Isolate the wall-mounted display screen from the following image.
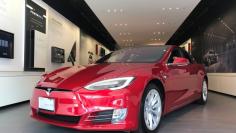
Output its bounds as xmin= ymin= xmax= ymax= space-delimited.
xmin=51 ymin=46 xmax=65 ymax=63
xmin=0 ymin=29 xmax=14 ymax=59
xmin=191 ymin=4 xmax=236 ymax=73
xmin=26 ymin=0 xmax=46 ymax=33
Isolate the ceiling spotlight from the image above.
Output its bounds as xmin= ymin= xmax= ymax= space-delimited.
xmin=169 ymin=8 xmax=172 ymax=10
xmin=162 ymin=22 xmax=165 ymax=24
xmin=158 ymin=32 xmax=161 ymax=34
xmin=153 ymin=32 xmax=156 ymax=35
xmin=156 ymin=22 xmax=160 ymax=25
xmin=124 ymin=24 xmax=128 ymax=26
xmin=162 ymin=8 xmax=166 ymax=10
xmin=107 ymin=9 xmax=111 ymax=13
xmin=159 ymin=39 xmax=161 ymax=41
xmin=176 ymin=7 xmax=180 ymax=10
xmin=119 ymin=33 xmax=122 ymax=35
xmin=120 ymin=9 xmax=123 ymax=12
xmin=113 ymin=9 xmax=117 ymax=13
xmin=154 ymin=39 xmax=157 ymax=41
xmin=115 ymin=24 xmax=118 ymax=26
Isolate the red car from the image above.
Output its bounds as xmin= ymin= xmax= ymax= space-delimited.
xmin=30 ymin=45 xmax=208 ymax=133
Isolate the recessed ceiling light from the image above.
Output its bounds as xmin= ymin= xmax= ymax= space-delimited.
xmin=120 ymin=9 xmax=123 ymax=12
xmin=154 ymin=39 xmax=157 ymax=41
xmin=162 ymin=22 xmax=165 ymax=24
xmin=115 ymin=24 xmax=118 ymax=26
xmin=124 ymin=24 xmax=128 ymax=26
xmin=153 ymin=32 xmax=156 ymax=35
xmin=113 ymin=9 xmax=117 ymax=13
xmin=158 ymin=32 xmax=161 ymax=34
xmin=107 ymin=9 xmax=111 ymax=13
xmin=119 ymin=33 xmax=122 ymax=35
xmin=169 ymin=8 xmax=172 ymax=10
xmin=162 ymin=8 xmax=165 ymax=10
xmin=159 ymin=39 xmax=161 ymax=41
xmin=176 ymin=7 xmax=180 ymax=10
xmin=156 ymin=22 xmax=160 ymax=25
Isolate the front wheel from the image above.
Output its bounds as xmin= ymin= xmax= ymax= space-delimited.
xmin=198 ymin=79 xmax=208 ymax=105
xmin=132 ymin=83 xmax=163 ymax=133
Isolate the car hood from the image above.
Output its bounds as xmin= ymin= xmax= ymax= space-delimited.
xmin=37 ymin=63 xmax=153 ymax=91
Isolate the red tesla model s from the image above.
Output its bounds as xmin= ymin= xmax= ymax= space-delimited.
xmin=30 ymin=45 xmax=208 ymax=133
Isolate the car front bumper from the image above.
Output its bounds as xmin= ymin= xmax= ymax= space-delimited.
xmin=30 ymin=87 xmax=139 ymax=131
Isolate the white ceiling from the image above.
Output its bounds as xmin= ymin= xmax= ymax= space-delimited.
xmin=85 ymin=0 xmax=200 ymax=48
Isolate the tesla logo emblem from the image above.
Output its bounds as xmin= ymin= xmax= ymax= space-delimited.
xmin=46 ymin=88 xmax=52 ymax=96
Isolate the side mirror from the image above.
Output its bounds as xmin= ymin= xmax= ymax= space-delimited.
xmin=168 ymin=57 xmax=190 ymax=66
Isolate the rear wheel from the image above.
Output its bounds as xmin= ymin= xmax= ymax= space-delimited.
xmin=131 ymin=83 xmax=163 ymax=133
xmin=198 ymin=79 xmax=208 ymax=105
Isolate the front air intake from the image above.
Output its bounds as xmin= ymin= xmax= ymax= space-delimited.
xmin=38 ymin=111 xmax=80 ymax=124
xmin=87 ymin=110 xmax=113 ymax=123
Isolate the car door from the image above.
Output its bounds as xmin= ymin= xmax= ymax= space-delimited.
xmin=180 ymin=49 xmax=200 ymax=98
xmin=163 ymin=48 xmax=191 ymax=112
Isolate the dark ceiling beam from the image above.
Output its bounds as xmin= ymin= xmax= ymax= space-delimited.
xmin=42 ymin=0 xmax=117 ymax=50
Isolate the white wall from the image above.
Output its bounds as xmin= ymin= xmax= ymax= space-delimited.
xmin=80 ymin=33 xmax=110 ymax=65
xmin=0 ymin=72 xmax=41 ymax=107
xmin=33 ymin=0 xmax=81 ymax=72
xmin=0 ymin=0 xmax=42 ymax=107
xmin=208 ymin=73 xmax=236 ymax=96
xmin=0 ymin=0 xmax=25 ymax=71
xmin=180 ymin=38 xmax=191 ymax=52
xmin=0 ymin=0 xmax=110 ymax=107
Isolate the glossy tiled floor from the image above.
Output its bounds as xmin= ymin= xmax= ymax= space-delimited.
xmin=0 ymin=92 xmax=236 ymax=133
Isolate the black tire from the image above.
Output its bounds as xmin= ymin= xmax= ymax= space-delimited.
xmin=131 ymin=83 xmax=163 ymax=133
xmin=197 ymin=79 xmax=208 ymax=105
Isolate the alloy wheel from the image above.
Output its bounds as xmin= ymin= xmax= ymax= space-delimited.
xmin=202 ymin=80 xmax=208 ymax=102
xmin=144 ymin=89 xmax=162 ymax=131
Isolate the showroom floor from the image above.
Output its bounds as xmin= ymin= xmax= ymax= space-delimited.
xmin=0 ymin=92 xmax=236 ymax=133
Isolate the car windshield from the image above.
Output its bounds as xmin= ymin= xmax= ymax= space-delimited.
xmin=96 ymin=46 xmax=169 ymax=63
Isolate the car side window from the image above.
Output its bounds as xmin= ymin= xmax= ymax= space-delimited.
xmin=168 ymin=48 xmax=182 ymax=63
xmin=180 ymin=48 xmax=193 ymax=63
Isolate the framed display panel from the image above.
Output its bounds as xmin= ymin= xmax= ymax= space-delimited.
xmin=24 ymin=0 xmax=46 ymax=71
xmin=0 ymin=30 xmax=14 ymax=59
xmin=100 ymin=47 xmax=106 ymax=57
xmin=51 ymin=46 xmax=65 ymax=63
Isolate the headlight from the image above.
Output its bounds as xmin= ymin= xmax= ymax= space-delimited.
xmin=84 ymin=77 xmax=135 ymax=90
